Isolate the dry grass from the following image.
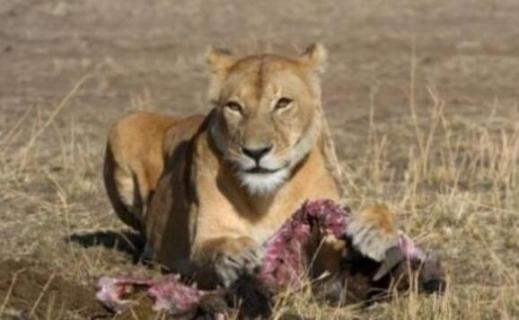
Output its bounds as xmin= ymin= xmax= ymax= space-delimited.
xmin=263 ymin=63 xmax=519 ymax=318
xmin=1 ymin=65 xmax=518 ymax=320
xmin=1 ymin=1 xmax=519 ymax=319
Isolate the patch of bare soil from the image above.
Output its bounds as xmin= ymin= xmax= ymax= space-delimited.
xmin=0 ymin=259 xmax=109 ymax=320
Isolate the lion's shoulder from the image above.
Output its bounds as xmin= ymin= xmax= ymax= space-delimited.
xmin=163 ymin=114 xmax=206 ymax=159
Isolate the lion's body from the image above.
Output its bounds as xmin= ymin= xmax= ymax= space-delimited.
xmin=104 ymin=112 xmax=204 ymax=232
xmin=104 ymin=45 xmax=398 ymax=288
xmin=105 ymin=109 xmax=339 ymax=283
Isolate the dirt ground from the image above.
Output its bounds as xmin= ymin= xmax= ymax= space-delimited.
xmin=1 ymin=0 xmax=518 ymax=319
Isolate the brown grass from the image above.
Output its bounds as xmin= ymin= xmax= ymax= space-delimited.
xmin=264 ymin=58 xmax=519 ymax=318
xmin=1 ymin=60 xmax=518 ymax=320
xmin=1 ymin=0 xmax=519 ymax=319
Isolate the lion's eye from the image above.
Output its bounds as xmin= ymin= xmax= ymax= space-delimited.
xmin=225 ymin=101 xmax=243 ymax=114
xmin=274 ymin=97 xmax=293 ymax=111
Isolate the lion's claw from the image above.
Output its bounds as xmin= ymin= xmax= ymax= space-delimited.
xmin=215 ymin=246 xmax=264 ymax=287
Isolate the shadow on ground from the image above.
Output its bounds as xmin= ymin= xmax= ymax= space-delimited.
xmin=67 ymin=230 xmax=145 ymax=262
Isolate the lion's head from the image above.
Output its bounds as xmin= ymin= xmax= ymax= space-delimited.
xmin=207 ymin=44 xmax=327 ymax=195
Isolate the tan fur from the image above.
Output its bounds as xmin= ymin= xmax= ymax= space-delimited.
xmin=347 ymin=204 xmax=399 ymax=261
xmin=104 ymin=45 xmax=397 ymax=287
xmin=308 ymin=205 xmax=400 ymax=278
xmin=104 ymin=112 xmax=204 ymax=231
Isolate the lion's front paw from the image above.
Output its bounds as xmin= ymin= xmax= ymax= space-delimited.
xmin=214 ymin=238 xmax=263 ymax=287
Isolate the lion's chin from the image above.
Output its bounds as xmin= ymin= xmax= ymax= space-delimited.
xmin=238 ymin=168 xmax=290 ymax=195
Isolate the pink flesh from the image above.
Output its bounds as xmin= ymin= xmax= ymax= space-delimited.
xmin=96 ymin=276 xmax=155 ymax=313
xmin=96 ymin=199 xmax=424 ymax=314
xmin=260 ymin=200 xmax=348 ymax=289
xmin=96 ymin=275 xmax=207 ymax=314
xmin=398 ymin=232 xmax=426 ymax=260
xmin=148 ymin=275 xmax=207 ymax=312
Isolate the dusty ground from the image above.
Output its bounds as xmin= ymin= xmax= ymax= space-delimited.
xmin=1 ymin=0 xmax=518 ymax=319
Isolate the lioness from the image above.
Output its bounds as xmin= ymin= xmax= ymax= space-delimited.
xmin=104 ymin=44 xmax=396 ymax=287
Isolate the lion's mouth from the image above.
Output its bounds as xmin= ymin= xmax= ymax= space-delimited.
xmin=244 ymin=166 xmax=280 ymax=174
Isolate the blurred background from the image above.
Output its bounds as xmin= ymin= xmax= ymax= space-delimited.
xmin=1 ymin=0 xmax=518 ymax=319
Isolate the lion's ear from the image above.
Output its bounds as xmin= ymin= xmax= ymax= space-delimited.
xmin=206 ymin=47 xmax=237 ymax=101
xmin=299 ymin=43 xmax=327 ymax=74
xmin=206 ymin=47 xmax=237 ymax=76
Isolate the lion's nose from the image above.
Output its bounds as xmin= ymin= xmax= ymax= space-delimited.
xmin=242 ymin=145 xmax=273 ymax=162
